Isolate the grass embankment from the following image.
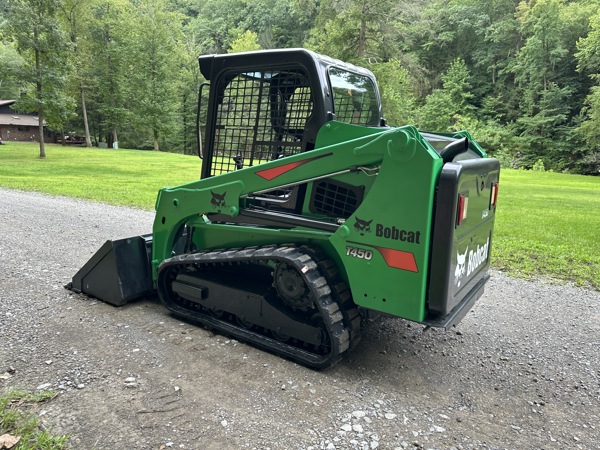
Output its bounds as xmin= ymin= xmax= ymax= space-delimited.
xmin=1 ymin=142 xmax=599 ymax=289
xmin=0 ymin=390 xmax=68 ymax=450
xmin=493 ymin=170 xmax=600 ymax=289
xmin=0 ymin=142 xmax=201 ymax=208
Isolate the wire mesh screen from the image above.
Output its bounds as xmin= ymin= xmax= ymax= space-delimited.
xmin=209 ymin=69 xmax=313 ymax=176
xmin=332 ymin=91 xmax=375 ymax=125
xmin=310 ymin=179 xmax=364 ymax=219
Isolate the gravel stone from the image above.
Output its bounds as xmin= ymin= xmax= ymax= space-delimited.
xmin=1 ymin=189 xmax=599 ymax=450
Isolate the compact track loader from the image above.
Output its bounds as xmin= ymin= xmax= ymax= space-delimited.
xmin=68 ymin=49 xmax=500 ymax=369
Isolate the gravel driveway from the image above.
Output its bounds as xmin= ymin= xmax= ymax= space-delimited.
xmin=1 ymin=188 xmax=598 ymax=450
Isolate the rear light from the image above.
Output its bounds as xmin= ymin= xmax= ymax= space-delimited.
xmin=490 ymin=182 xmax=499 ymax=208
xmin=457 ymin=193 xmax=468 ymax=226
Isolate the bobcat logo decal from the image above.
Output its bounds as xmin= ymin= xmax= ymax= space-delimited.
xmin=354 ymin=217 xmax=373 ymax=236
xmin=454 ymin=247 xmax=468 ymax=287
xmin=210 ymin=190 xmax=227 ymax=211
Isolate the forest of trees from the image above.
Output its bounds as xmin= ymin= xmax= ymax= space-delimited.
xmin=1 ymin=0 xmax=600 ymax=174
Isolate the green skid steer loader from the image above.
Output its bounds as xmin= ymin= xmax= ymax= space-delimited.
xmin=67 ymin=49 xmax=500 ymax=369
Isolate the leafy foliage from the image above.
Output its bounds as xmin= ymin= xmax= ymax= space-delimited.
xmin=3 ymin=0 xmax=73 ymax=157
xmin=228 ymin=30 xmax=261 ymax=53
xmin=367 ymin=59 xmax=417 ymax=126
xmin=128 ymin=0 xmax=185 ymax=151
xmin=1 ymin=0 xmax=600 ymax=172
xmin=0 ymin=41 xmax=23 ymax=98
xmin=417 ymin=59 xmax=475 ymax=131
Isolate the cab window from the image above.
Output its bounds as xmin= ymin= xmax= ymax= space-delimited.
xmin=328 ymin=67 xmax=379 ymax=126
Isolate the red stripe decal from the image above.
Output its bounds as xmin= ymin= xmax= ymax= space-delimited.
xmin=375 ymin=247 xmax=418 ymax=272
xmin=256 ymin=160 xmax=307 ymax=181
xmin=255 ymin=153 xmax=333 ymax=181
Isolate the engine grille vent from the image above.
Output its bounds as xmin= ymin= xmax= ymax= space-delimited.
xmin=310 ymin=180 xmax=364 ymax=219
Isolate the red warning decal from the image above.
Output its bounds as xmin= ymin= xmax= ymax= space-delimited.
xmin=255 ymin=153 xmax=332 ymax=181
xmin=375 ymin=247 xmax=418 ymax=272
xmin=346 ymin=241 xmax=419 ymax=273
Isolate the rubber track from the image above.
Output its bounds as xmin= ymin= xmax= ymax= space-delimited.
xmin=298 ymin=245 xmax=362 ymax=352
xmin=156 ymin=245 xmax=357 ymax=369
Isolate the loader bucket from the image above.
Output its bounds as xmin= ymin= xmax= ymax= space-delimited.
xmin=67 ymin=235 xmax=155 ymax=306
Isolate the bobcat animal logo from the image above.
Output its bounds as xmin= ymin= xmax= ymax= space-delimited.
xmin=354 ymin=217 xmax=373 ymax=236
xmin=211 ymin=191 xmax=227 ymax=211
xmin=454 ymin=247 xmax=468 ymax=287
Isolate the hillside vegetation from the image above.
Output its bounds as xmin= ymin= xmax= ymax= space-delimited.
xmin=1 ymin=0 xmax=600 ymax=174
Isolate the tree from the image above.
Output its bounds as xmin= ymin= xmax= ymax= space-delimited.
xmin=416 ymin=89 xmax=455 ymax=131
xmin=515 ymin=83 xmax=575 ymax=168
xmin=509 ymin=0 xmax=597 ymax=170
xmin=512 ymin=0 xmax=569 ymax=100
xmin=473 ymin=0 xmax=522 ymax=86
xmin=577 ymin=10 xmax=600 ymax=76
xmin=173 ymin=32 xmax=203 ymax=155
xmin=186 ymin=0 xmax=246 ymax=54
xmin=307 ymin=0 xmax=401 ymax=62
xmin=242 ymin=0 xmax=318 ymax=49
xmin=576 ymin=11 xmax=600 ymax=173
xmin=4 ymin=0 xmax=71 ymax=157
xmin=576 ymin=79 xmax=600 ymax=173
xmin=306 ymin=0 xmax=429 ymax=106
xmin=59 ymin=0 xmax=95 ymax=147
xmin=186 ymin=0 xmax=316 ymax=54
xmin=86 ymin=0 xmax=135 ymax=147
xmin=128 ymin=0 xmax=185 ymax=151
xmin=228 ymin=29 xmax=261 ymax=53
xmin=417 ymin=59 xmax=475 ymax=131
xmin=417 ymin=0 xmax=490 ymax=84
xmin=0 ymin=41 xmax=24 ymax=98
xmin=368 ymin=59 xmax=417 ymax=126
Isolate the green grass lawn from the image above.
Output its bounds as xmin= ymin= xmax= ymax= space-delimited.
xmin=493 ymin=169 xmax=600 ymax=289
xmin=1 ymin=142 xmax=599 ymax=289
xmin=0 ymin=142 xmax=201 ymax=208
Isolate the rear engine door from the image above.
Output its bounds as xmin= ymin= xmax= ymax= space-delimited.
xmin=427 ymin=155 xmax=500 ymax=323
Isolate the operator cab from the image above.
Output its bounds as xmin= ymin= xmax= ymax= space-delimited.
xmin=197 ymin=49 xmax=385 ymax=216
xmin=198 ymin=49 xmax=384 ymax=177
